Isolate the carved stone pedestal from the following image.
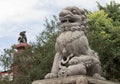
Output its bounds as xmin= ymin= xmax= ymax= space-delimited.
xmin=32 ymin=75 xmax=119 ymax=84
xmin=13 ymin=43 xmax=29 ymax=80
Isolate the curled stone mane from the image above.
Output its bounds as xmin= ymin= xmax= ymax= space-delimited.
xmin=59 ymin=6 xmax=88 ymax=33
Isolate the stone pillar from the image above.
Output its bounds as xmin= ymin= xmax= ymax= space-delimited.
xmin=13 ymin=43 xmax=29 ymax=80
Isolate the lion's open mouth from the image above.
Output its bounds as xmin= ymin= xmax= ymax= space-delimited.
xmin=60 ymin=18 xmax=75 ymax=23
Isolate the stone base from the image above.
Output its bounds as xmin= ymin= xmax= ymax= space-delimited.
xmin=32 ymin=75 xmax=119 ymax=84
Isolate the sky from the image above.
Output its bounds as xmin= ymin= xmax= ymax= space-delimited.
xmin=0 ymin=0 xmax=120 ymax=71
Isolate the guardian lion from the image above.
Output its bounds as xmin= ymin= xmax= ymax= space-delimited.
xmin=45 ymin=6 xmax=104 ymax=79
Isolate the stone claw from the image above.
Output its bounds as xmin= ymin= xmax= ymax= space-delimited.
xmin=44 ymin=73 xmax=57 ymax=79
xmin=93 ymin=73 xmax=106 ymax=80
xmin=68 ymin=57 xmax=80 ymax=65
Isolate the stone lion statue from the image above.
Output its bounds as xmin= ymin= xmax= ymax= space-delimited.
xmin=45 ymin=6 xmax=104 ymax=79
xmin=18 ymin=31 xmax=27 ymax=43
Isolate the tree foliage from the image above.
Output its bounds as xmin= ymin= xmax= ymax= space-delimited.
xmin=88 ymin=10 xmax=120 ymax=81
xmin=97 ymin=1 xmax=120 ymax=25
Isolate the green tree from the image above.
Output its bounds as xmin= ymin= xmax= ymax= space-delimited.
xmin=0 ymin=47 xmax=15 ymax=84
xmin=88 ymin=10 xmax=120 ymax=81
xmin=97 ymin=1 xmax=120 ymax=25
xmin=30 ymin=16 xmax=59 ymax=81
xmin=0 ymin=48 xmax=15 ymax=71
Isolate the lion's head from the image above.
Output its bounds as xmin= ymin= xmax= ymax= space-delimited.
xmin=59 ymin=6 xmax=88 ymax=33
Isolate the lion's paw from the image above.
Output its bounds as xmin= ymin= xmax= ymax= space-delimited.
xmin=68 ymin=57 xmax=80 ymax=65
xmin=44 ymin=73 xmax=57 ymax=79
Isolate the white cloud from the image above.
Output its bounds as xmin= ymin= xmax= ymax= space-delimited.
xmin=0 ymin=26 xmax=17 ymax=38
xmin=37 ymin=0 xmax=99 ymax=12
xmin=52 ymin=0 xmax=97 ymax=9
xmin=0 ymin=0 xmax=119 ymax=23
xmin=0 ymin=0 xmax=50 ymax=23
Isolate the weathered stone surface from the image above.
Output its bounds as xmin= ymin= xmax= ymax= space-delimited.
xmin=32 ymin=75 xmax=119 ymax=84
xmin=45 ymin=6 xmax=103 ymax=79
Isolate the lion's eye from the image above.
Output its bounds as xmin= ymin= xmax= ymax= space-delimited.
xmin=72 ymin=10 xmax=78 ymax=15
